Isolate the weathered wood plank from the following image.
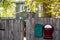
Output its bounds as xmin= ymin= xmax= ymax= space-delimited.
xmin=0 ymin=18 xmax=60 ymax=40
xmin=0 ymin=20 xmax=23 ymax=40
xmin=26 ymin=18 xmax=60 ymax=40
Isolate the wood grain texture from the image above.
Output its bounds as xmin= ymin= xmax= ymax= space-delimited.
xmin=26 ymin=18 xmax=60 ymax=40
xmin=0 ymin=20 xmax=23 ymax=40
xmin=0 ymin=18 xmax=60 ymax=40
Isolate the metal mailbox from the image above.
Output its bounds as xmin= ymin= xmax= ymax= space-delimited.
xmin=43 ymin=25 xmax=54 ymax=39
xmin=34 ymin=24 xmax=43 ymax=37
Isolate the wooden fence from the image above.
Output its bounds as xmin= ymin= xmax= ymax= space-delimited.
xmin=0 ymin=20 xmax=23 ymax=40
xmin=26 ymin=18 xmax=60 ymax=40
xmin=0 ymin=18 xmax=60 ymax=40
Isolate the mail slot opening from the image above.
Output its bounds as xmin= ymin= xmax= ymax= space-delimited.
xmin=0 ymin=23 xmax=5 ymax=31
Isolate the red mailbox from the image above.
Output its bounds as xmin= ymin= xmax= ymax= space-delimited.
xmin=43 ymin=25 xmax=54 ymax=39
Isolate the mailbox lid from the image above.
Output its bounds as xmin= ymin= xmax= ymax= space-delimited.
xmin=34 ymin=24 xmax=43 ymax=37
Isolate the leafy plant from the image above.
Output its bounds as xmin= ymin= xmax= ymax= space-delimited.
xmin=33 ymin=0 xmax=60 ymax=18
xmin=0 ymin=0 xmax=15 ymax=18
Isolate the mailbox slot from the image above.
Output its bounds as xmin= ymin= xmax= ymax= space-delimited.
xmin=0 ymin=23 xmax=5 ymax=31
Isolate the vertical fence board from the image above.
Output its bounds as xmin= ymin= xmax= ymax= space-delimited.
xmin=26 ymin=19 xmax=31 ymax=40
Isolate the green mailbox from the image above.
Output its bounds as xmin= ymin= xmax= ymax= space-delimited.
xmin=34 ymin=24 xmax=43 ymax=37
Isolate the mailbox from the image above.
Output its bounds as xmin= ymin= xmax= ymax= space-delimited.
xmin=34 ymin=24 xmax=43 ymax=37
xmin=43 ymin=25 xmax=54 ymax=39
